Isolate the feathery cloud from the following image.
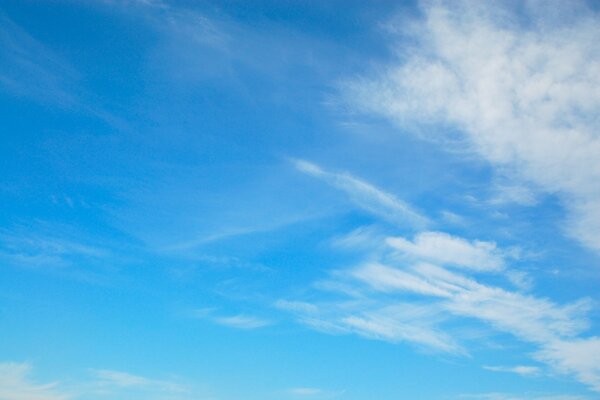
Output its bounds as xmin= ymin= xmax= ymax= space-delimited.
xmin=387 ymin=231 xmax=505 ymax=271
xmin=0 ymin=362 xmax=70 ymax=400
xmin=292 ymin=159 xmax=429 ymax=228
xmin=343 ymin=0 xmax=600 ymax=251
xmin=213 ymin=314 xmax=272 ymax=330
xmin=483 ymin=365 xmax=541 ymax=376
xmin=280 ymin=229 xmax=599 ymax=391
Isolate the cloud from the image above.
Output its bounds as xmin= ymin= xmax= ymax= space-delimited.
xmin=386 ymin=231 xmax=505 ymax=271
xmin=189 ymin=307 xmax=272 ymax=330
xmin=0 ymin=12 xmax=77 ymax=105
xmin=351 ymin=262 xmax=453 ymax=297
xmin=0 ymin=229 xmax=109 ymax=269
xmin=93 ymin=370 xmax=152 ymax=387
xmin=288 ymin=387 xmax=344 ymax=399
xmin=457 ymin=394 xmax=591 ymax=400
xmin=275 ymin=300 xmax=319 ymax=315
xmin=343 ymin=0 xmax=600 ymax=251
xmin=280 ymin=229 xmax=600 ymax=391
xmin=292 ymin=159 xmax=429 ymax=228
xmin=488 ymin=183 xmax=539 ymax=207
xmin=483 ymin=365 xmax=541 ymax=376
xmin=0 ymin=362 xmax=201 ymax=400
xmin=330 ymin=226 xmax=385 ymax=251
xmin=214 ymin=314 xmax=271 ymax=330
xmin=0 ymin=10 xmax=122 ymax=127
xmin=91 ymin=369 xmax=187 ymax=393
xmin=289 ymin=387 xmax=324 ymax=396
xmin=0 ymin=362 xmax=70 ymax=400
xmin=535 ymin=337 xmax=600 ymax=393
xmin=338 ymin=304 xmax=461 ymax=353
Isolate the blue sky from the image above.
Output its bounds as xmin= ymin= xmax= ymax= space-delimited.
xmin=1 ymin=0 xmax=600 ymax=399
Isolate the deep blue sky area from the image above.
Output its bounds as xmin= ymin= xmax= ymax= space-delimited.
xmin=1 ymin=1 xmax=600 ymax=400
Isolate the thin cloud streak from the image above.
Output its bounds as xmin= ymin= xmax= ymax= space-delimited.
xmin=0 ymin=362 xmax=70 ymax=400
xmin=279 ymin=229 xmax=599 ymax=391
xmin=213 ymin=314 xmax=271 ymax=330
xmin=91 ymin=369 xmax=188 ymax=393
xmin=190 ymin=308 xmax=272 ymax=330
xmin=386 ymin=231 xmax=505 ymax=271
xmin=292 ymin=159 xmax=429 ymax=229
xmin=483 ymin=365 xmax=541 ymax=376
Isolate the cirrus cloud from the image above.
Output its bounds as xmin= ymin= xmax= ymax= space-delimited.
xmin=343 ymin=0 xmax=600 ymax=252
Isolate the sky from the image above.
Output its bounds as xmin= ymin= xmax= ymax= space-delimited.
xmin=1 ymin=0 xmax=600 ymax=399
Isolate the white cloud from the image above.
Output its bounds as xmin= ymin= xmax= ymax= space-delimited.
xmin=387 ymin=231 xmax=505 ymax=271
xmin=440 ymin=211 xmax=466 ymax=225
xmin=351 ymin=262 xmax=452 ymax=297
xmin=0 ymin=362 xmax=70 ymax=400
xmin=0 ymin=229 xmax=109 ymax=269
xmin=0 ymin=12 xmax=77 ymax=106
xmin=457 ymin=394 xmax=590 ymax=400
xmin=289 ymin=387 xmax=324 ymax=396
xmin=93 ymin=370 xmax=151 ymax=387
xmin=343 ymin=0 xmax=600 ymax=251
xmin=489 ymin=183 xmax=539 ymax=206
xmin=535 ymin=338 xmax=600 ymax=393
xmin=213 ymin=314 xmax=271 ymax=330
xmin=275 ymin=300 xmax=319 ymax=314
xmin=339 ymin=304 xmax=461 ymax=353
xmin=189 ymin=308 xmax=272 ymax=330
xmin=330 ymin=226 xmax=385 ymax=251
xmin=506 ymin=270 xmax=534 ymax=291
xmin=91 ymin=369 xmax=187 ymax=393
xmin=483 ymin=365 xmax=541 ymax=376
xmin=292 ymin=159 xmax=429 ymax=229
xmin=280 ymin=230 xmax=600 ymax=391
xmin=288 ymin=387 xmax=344 ymax=399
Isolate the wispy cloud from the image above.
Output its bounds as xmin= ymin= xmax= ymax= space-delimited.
xmin=275 ymin=300 xmax=319 ymax=315
xmin=0 ymin=229 xmax=109 ymax=269
xmin=0 ymin=12 xmax=77 ymax=106
xmin=342 ymin=0 xmax=600 ymax=252
xmin=288 ymin=387 xmax=344 ymax=398
xmin=488 ymin=183 xmax=539 ymax=207
xmin=279 ymin=229 xmax=600 ymax=391
xmin=457 ymin=394 xmax=590 ymax=400
xmin=213 ymin=314 xmax=271 ymax=330
xmin=483 ymin=365 xmax=541 ymax=377
xmin=190 ymin=308 xmax=271 ymax=330
xmin=386 ymin=231 xmax=505 ymax=271
xmin=535 ymin=337 xmax=600 ymax=393
xmin=0 ymin=361 xmax=205 ymax=400
xmin=289 ymin=387 xmax=325 ymax=396
xmin=292 ymin=159 xmax=429 ymax=228
xmin=0 ymin=11 xmax=122 ymax=127
xmin=0 ymin=362 xmax=70 ymax=400
xmin=91 ymin=369 xmax=187 ymax=393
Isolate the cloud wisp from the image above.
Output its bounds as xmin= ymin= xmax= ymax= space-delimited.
xmin=386 ymin=231 xmax=505 ymax=271
xmin=0 ymin=12 xmax=77 ymax=106
xmin=483 ymin=365 xmax=541 ymax=377
xmin=0 ymin=362 xmax=202 ymax=400
xmin=213 ymin=314 xmax=271 ymax=330
xmin=0 ymin=362 xmax=70 ymax=400
xmin=292 ymin=159 xmax=429 ymax=229
xmin=278 ymin=229 xmax=600 ymax=392
xmin=91 ymin=369 xmax=188 ymax=393
xmin=288 ymin=387 xmax=345 ymax=399
xmin=190 ymin=308 xmax=271 ymax=330
xmin=0 ymin=229 xmax=110 ymax=270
